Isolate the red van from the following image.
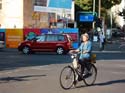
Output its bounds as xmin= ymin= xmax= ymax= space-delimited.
xmin=18 ymin=34 xmax=73 ymax=54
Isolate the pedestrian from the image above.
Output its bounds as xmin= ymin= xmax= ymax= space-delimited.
xmin=87 ymin=28 xmax=93 ymax=41
xmin=99 ymin=32 xmax=105 ymax=51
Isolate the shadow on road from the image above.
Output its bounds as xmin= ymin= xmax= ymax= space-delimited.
xmin=0 ymin=74 xmax=47 ymax=83
xmin=94 ymin=79 xmax=125 ymax=86
xmin=70 ymin=79 xmax=125 ymax=89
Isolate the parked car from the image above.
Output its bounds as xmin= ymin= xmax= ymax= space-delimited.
xmin=0 ymin=41 xmax=4 ymax=49
xmin=112 ymin=28 xmax=125 ymax=37
xmin=18 ymin=34 xmax=73 ymax=54
xmin=0 ymin=32 xmax=5 ymax=49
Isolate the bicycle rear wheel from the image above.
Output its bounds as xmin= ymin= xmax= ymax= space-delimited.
xmin=59 ymin=66 xmax=75 ymax=89
xmin=83 ymin=64 xmax=97 ymax=86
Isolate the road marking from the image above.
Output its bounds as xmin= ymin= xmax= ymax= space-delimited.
xmin=30 ymin=65 xmax=50 ymax=70
xmin=92 ymin=51 xmax=122 ymax=53
xmin=111 ymin=71 xmax=125 ymax=75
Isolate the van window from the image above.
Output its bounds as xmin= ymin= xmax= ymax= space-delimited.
xmin=36 ymin=35 xmax=45 ymax=42
xmin=58 ymin=35 xmax=65 ymax=41
xmin=46 ymin=35 xmax=58 ymax=41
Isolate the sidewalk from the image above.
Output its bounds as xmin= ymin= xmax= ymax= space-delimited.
xmin=92 ymin=39 xmax=125 ymax=52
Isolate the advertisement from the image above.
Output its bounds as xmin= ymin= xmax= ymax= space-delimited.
xmin=24 ymin=28 xmax=41 ymax=40
xmin=6 ymin=29 xmax=23 ymax=48
xmin=48 ymin=0 xmax=72 ymax=9
xmin=41 ymin=28 xmax=79 ymax=48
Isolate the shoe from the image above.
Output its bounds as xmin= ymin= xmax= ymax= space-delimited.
xmin=73 ymin=80 xmax=77 ymax=86
xmin=78 ymin=76 xmax=82 ymax=81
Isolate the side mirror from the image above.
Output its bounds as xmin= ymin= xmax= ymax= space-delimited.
xmin=32 ymin=38 xmax=37 ymax=42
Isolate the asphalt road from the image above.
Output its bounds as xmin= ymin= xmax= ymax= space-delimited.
xmin=0 ymin=47 xmax=125 ymax=93
xmin=0 ymin=47 xmax=125 ymax=71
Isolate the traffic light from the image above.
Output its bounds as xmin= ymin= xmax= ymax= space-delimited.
xmin=95 ymin=18 xmax=102 ymax=28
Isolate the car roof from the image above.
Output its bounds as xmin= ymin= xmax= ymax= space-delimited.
xmin=39 ymin=34 xmax=68 ymax=36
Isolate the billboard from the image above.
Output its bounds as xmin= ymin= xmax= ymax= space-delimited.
xmin=48 ymin=0 xmax=72 ymax=9
xmin=41 ymin=28 xmax=79 ymax=49
xmin=6 ymin=29 xmax=23 ymax=48
xmin=34 ymin=0 xmax=72 ymax=14
xmin=23 ymin=28 xmax=41 ymax=40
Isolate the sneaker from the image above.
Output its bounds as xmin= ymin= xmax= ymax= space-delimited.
xmin=78 ymin=75 xmax=83 ymax=81
xmin=73 ymin=80 xmax=77 ymax=86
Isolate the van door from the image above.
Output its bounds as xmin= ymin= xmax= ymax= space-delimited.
xmin=32 ymin=35 xmax=46 ymax=51
xmin=45 ymin=34 xmax=58 ymax=51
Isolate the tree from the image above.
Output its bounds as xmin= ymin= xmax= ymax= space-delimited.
xmin=75 ymin=0 xmax=122 ymax=32
xmin=75 ymin=0 xmax=92 ymax=11
xmin=75 ymin=0 xmax=122 ymax=15
xmin=101 ymin=0 xmax=121 ymax=9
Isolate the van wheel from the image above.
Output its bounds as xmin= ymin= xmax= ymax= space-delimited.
xmin=56 ymin=47 xmax=65 ymax=55
xmin=22 ymin=46 xmax=30 ymax=54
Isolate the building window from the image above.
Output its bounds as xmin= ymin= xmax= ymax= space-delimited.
xmin=0 ymin=0 xmax=2 ymax=9
xmin=34 ymin=0 xmax=47 ymax=6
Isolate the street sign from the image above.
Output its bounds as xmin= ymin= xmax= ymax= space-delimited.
xmin=79 ymin=14 xmax=94 ymax=22
xmin=77 ymin=12 xmax=97 ymax=22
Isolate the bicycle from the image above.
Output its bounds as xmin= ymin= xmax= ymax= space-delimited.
xmin=59 ymin=53 xmax=97 ymax=89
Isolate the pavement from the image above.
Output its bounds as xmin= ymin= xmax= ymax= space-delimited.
xmin=92 ymin=37 xmax=125 ymax=52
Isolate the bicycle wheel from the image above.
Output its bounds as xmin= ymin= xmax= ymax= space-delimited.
xmin=83 ymin=64 xmax=97 ymax=86
xmin=59 ymin=66 xmax=75 ymax=89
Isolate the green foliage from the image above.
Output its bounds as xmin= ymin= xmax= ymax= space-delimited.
xmin=75 ymin=0 xmax=122 ymax=11
xmin=75 ymin=0 xmax=122 ymax=29
xmin=75 ymin=0 xmax=93 ymax=11
xmin=101 ymin=0 xmax=121 ymax=9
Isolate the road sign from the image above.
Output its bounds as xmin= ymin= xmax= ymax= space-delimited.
xmin=77 ymin=12 xmax=97 ymax=22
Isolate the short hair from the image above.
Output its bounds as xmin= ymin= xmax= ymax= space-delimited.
xmin=82 ymin=33 xmax=89 ymax=39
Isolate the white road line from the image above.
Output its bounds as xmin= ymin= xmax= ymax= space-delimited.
xmin=111 ymin=71 xmax=125 ymax=75
xmin=92 ymin=51 xmax=122 ymax=53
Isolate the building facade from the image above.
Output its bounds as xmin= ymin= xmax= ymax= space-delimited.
xmin=0 ymin=0 xmax=74 ymax=28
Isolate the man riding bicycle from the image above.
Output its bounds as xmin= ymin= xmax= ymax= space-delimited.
xmin=69 ymin=33 xmax=92 ymax=79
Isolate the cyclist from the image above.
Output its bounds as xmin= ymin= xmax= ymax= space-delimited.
xmin=69 ymin=33 xmax=92 ymax=79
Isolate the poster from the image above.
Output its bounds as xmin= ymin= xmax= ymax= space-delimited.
xmin=23 ymin=28 xmax=41 ymax=40
xmin=6 ymin=29 xmax=23 ymax=48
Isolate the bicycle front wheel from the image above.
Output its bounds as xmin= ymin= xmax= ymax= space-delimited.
xmin=59 ymin=66 xmax=75 ymax=89
xmin=83 ymin=64 xmax=97 ymax=86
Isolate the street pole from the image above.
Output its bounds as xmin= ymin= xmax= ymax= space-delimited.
xmin=92 ymin=0 xmax=95 ymax=29
xmin=98 ymin=0 xmax=101 ymax=18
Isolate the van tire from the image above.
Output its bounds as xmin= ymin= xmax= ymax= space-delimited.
xmin=56 ymin=47 xmax=65 ymax=55
xmin=22 ymin=46 xmax=31 ymax=54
